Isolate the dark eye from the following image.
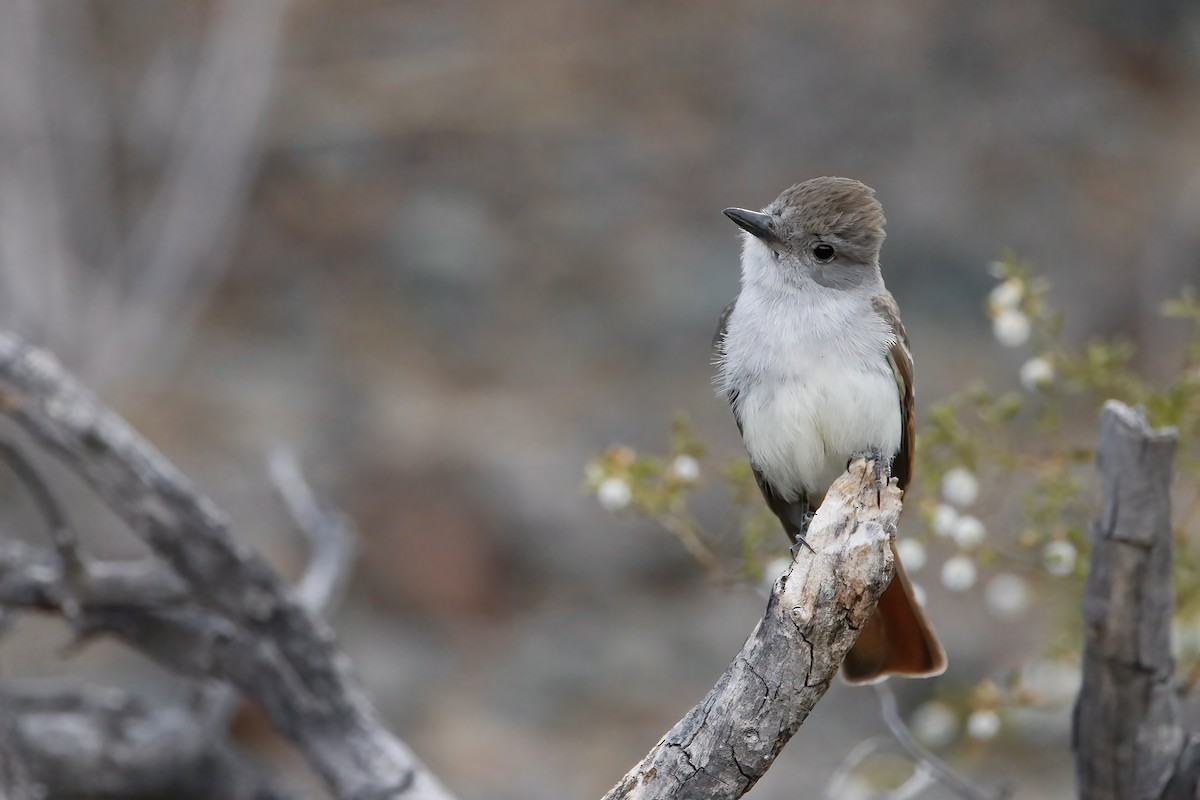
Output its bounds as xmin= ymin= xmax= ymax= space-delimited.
xmin=812 ymin=243 xmax=836 ymax=262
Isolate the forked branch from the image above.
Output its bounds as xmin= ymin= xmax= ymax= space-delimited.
xmin=0 ymin=332 xmax=453 ymax=800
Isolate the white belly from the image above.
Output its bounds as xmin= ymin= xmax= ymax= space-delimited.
xmin=739 ymin=364 xmax=902 ymax=503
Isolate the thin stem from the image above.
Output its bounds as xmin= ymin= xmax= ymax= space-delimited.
xmin=874 ymin=683 xmax=1006 ymax=800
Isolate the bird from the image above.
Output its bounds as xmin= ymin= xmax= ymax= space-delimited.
xmin=714 ymin=176 xmax=946 ymax=684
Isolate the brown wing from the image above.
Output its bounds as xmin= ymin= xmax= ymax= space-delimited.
xmin=871 ymin=292 xmax=915 ymax=491
xmin=713 ymin=299 xmax=813 ymax=541
xmin=843 ymin=292 xmax=946 ymax=684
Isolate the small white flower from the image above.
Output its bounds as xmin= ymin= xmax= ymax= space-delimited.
xmin=941 ymin=467 xmax=980 ymax=507
xmin=993 ymin=309 xmax=1031 ymax=347
xmin=896 ymin=539 xmax=927 ymax=572
xmin=1019 ymin=356 xmax=1054 ymax=391
xmin=670 ymin=455 xmax=700 ymax=483
xmin=911 ymin=582 xmax=927 ymax=607
xmin=941 ymin=555 xmax=977 ymax=591
xmin=911 ymin=701 xmax=959 ymax=748
xmin=1043 ymin=540 xmax=1077 ymax=576
xmin=952 ymin=515 xmax=986 ymax=550
xmin=967 ymin=709 xmax=1001 ymax=741
xmin=932 ymin=503 xmax=959 ymax=537
xmin=596 ymin=477 xmax=632 ymax=511
xmin=984 ymin=573 xmax=1031 ymax=619
xmin=988 ymin=279 xmax=1023 ymax=312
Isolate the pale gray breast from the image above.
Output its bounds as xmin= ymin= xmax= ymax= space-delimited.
xmin=720 ymin=284 xmax=902 ymax=499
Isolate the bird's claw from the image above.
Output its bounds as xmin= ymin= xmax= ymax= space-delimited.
xmin=790 ymin=535 xmax=814 ymax=557
xmin=790 ymin=511 xmax=816 ymax=556
xmin=850 ymin=447 xmax=890 ymax=505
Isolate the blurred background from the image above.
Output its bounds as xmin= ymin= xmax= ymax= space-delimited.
xmin=2 ymin=1 xmax=1199 ymax=798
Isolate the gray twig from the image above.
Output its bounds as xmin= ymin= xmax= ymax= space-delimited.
xmin=269 ymin=447 xmax=357 ymax=616
xmin=874 ymin=683 xmax=1005 ymax=800
xmin=0 ymin=680 xmax=301 ymax=800
xmin=204 ymin=446 xmax=360 ymax=728
xmin=0 ymin=435 xmax=85 ymax=625
xmin=0 ymin=538 xmax=186 ymax=611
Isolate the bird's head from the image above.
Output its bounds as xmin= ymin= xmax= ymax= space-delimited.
xmin=724 ymin=176 xmax=886 ymax=293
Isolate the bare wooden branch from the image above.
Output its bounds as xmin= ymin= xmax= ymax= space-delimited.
xmin=602 ymin=459 xmax=899 ymax=800
xmin=0 ymin=681 xmax=299 ymax=800
xmin=0 ymin=332 xmax=456 ymax=800
xmin=0 ymin=435 xmax=88 ymax=625
xmin=0 ymin=537 xmax=186 ymax=611
xmin=269 ymin=447 xmax=358 ymax=616
xmin=1072 ymin=401 xmax=1200 ymax=800
xmin=0 ymin=447 xmax=371 ymax=799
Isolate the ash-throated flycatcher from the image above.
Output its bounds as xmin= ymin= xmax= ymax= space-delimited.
xmin=714 ymin=176 xmax=946 ymax=683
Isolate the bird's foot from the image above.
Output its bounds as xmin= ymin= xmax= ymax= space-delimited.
xmin=850 ymin=447 xmax=891 ymax=504
xmin=789 ymin=511 xmax=816 ymax=557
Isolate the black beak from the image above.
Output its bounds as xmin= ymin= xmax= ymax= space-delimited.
xmin=722 ymin=208 xmax=780 ymax=246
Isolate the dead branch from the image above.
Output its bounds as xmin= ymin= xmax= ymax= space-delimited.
xmin=0 ymin=332 xmax=455 ymax=800
xmin=1073 ymin=401 xmax=1200 ymax=799
xmin=269 ymin=447 xmax=358 ymax=616
xmin=0 ymin=681 xmax=300 ymax=800
xmin=0 ymin=444 xmax=359 ymax=800
xmin=602 ymin=458 xmax=899 ymax=800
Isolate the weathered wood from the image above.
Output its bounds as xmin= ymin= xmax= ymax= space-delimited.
xmin=0 ymin=333 xmax=455 ymax=800
xmin=0 ymin=681 xmax=299 ymax=800
xmin=602 ymin=459 xmax=900 ymax=800
xmin=1072 ymin=401 xmax=1199 ymax=800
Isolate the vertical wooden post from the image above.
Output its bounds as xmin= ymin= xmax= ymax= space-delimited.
xmin=1073 ymin=401 xmax=1200 ymax=799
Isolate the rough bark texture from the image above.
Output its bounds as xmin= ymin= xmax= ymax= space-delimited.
xmin=0 ymin=332 xmax=454 ymax=800
xmin=1072 ymin=401 xmax=1200 ymax=800
xmin=603 ymin=460 xmax=900 ymax=800
xmin=0 ymin=681 xmax=297 ymax=800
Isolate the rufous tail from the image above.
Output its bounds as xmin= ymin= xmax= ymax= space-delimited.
xmin=841 ymin=541 xmax=947 ymax=684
